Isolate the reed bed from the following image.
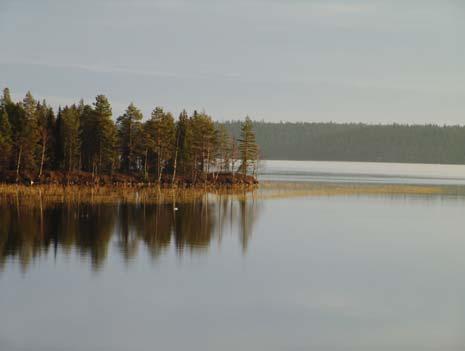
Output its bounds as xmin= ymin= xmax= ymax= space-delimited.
xmin=257 ymin=181 xmax=465 ymax=199
xmin=0 ymin=184 xmax=256 ymax=207
xmin=1 ymin=181 xmax=464 ymax=207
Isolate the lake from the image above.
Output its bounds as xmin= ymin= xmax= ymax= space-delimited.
xmin=2 ymin=161 xmax=465 ymax=351
xmin=260 ymin=160 xmax=465 ymax=185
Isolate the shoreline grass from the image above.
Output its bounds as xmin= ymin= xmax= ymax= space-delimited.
xmin=257 ymin=181 xmax=465 ymax=199
xmin=0 ymin=183 xmax=257 ymax=206
xmin=1 ymin=181 xmax=464 ymax=206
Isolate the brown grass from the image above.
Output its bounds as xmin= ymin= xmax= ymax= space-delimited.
xmin=0 ymin=184 xmax=256 ymax=206
xmin=256 ymin=181 xmax=463 ymax=200
xmin=0 ymin=181 xmax=463 ymax=207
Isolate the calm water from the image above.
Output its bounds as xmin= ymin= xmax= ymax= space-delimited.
xmin=260 ymin=160 xmax=465 ymax=185
xmin=2 ymin=161 xmax=465 ymax=350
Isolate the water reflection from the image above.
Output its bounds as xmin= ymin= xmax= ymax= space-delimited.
xmin=0 ymin=194 xmax=261 ymax=272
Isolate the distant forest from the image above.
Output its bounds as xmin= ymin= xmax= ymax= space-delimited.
xmin=222 ymin=121 xmax=465 ymax=164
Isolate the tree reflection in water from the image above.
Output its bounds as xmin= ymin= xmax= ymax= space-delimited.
xmin=0 ymin=193 xmax=261 ymax=272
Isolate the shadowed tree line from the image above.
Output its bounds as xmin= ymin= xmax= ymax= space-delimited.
xmin=223 ymin=120 xmax=465 ymax=164
xmin=0 ymin=88 xmax=259 ymax=185
xmin=0 ymin=195 xmax=260 ymax=272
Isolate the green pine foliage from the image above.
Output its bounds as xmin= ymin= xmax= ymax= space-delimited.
xmin=190 ymin=111 xmax=217 ymax=178
xmin=0 ymin=87 xmax=251 ymax=183
xmin=93 ymin=95 xmax=117 ymax=174
xmin=146 ymin=107 xmax=176 ymax=181
xmin=175 ymin=110 xmax=193 ymax=176
xmin=238 ymin=117 xmax=259 ymax=176
xmin=36 ymin=100 xmax=56 ymax=177
xmin=0 ymin=110 xmax=13 ymax=170
xmin=60 ymin=106 xmax=81 ymax=172
xmin=117 ymin=103 xmax=144 ymax=173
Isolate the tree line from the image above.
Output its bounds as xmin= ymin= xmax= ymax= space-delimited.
xmin=223 ymin=120 xmax=465 ymax=164
xmin=0 ymin=88 xmax=259 ymax=183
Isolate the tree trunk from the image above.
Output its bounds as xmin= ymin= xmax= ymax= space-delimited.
xmin=172 ymin=146 xmax=178 ymax=185
xmin=158 ymin=152 xmax=164 ymax=184
xmin=98 ymin=148 xmax=102 ymax=175
xmin=158 ymin=165 xmax=164 ymax=184
xmin=128 ymin=122 xmax=132 ymax=173
xmin=231 ymin=144 xmax=237 ymax=185
xmin=16 ymin=146 xmax=22 ymax=183
xmin=242 ymin=143 xmax=248 ymax=176
xmin=144 ymin=149 xmax=148 ymax=181
xmin=156 ymin=147 xmax=161 ymax=183
xmin=39 ymin=137 xmax=46 ymax=179
xmin=253 ymin=148 xmax=260 ymax=178
xmin=68 ymin=143 xmax=72 ymax=172
xmin=192 ymin=153 xmax=198 ymax=184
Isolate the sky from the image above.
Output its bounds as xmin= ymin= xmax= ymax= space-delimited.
xmin=0 ymin=0 xmax=464 ymax=124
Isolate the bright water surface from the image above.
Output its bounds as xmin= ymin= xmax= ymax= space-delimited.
xmin=260 ymin=160 xmax=465 ymax=185
xmin=2 ymin=161 xmax=465 ymax=351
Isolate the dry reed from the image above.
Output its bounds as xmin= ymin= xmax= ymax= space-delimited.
xmin=1 ymin=181 xmax=463 ymax=207
xmin=0 ymin=184 xmax=256 ymax=206
xmin=257 ymin=181 xmax=465 ymax=200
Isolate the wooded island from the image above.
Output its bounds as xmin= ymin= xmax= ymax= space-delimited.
xmin=0 ymin=88 xmax=259 ymax=186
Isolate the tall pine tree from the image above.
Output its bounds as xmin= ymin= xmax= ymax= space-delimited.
xmin=146 ymin=107 xmax=176 ymax=182
xmin=0 ymin=110 xmax=12 ymax=171
xmin=238 ymin=117 xmax=258 ymax=176
xmin=117 ymin=103 xmax=143 ymax=173
xmin=93 ymin=95 xmax=117 ymax=174
xmin=36 ymin=100 xmax=56 ymax=177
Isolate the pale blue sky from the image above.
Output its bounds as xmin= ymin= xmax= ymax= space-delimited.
xmin=1 ymin=0 xmax=464 ymax=123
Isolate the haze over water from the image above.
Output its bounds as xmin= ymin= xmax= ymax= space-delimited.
xmin=1 ymin=161 xmax=465 ymax=351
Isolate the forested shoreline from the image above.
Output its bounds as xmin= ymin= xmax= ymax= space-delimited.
xmin=0 ymin=88 xmax=258 ymax=186
xmin=2 ymin=86 xmax=462 ymax=188
xmin=223 ymin=121 xmax=465 ymax=164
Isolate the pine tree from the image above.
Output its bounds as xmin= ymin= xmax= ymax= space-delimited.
xmin=190 ymin=112 xmax=217 ymax=180
xmin=117 ymin=103 xmax=143 ymax=173
xmin=7 ymin=92 xmax=40 ymax=179
xmin=54 ymin=107 xmax=65 ymax=169
xmin=1 ymin=88 xmax=14 ymax=171
xmin=238 ymin=117 xmax=258 ymax=176
xmin=36 ymin=100 xmax=55 ymax=178
xmin=1 ymin=88 xmax=12 ymax=107
xmin=173 ymin=110 xmax=192 ymax=180
xmin=230 ymin=138 xmax=239 ymax=179
xmin=22 ymin=91 xmax=36 ymax=120
xmin=93 ymin=95 xmax=117 ymax=174
xmin=60 ymin=106 xmax=81 ymax=172
xmin=0 ymin=110 xmax=13 ymax=171
xmin=216 ymin=125 xmax=233 ymax=172
xmin=79 ymin=104 xmax=96 ymax=172
xmin=141 ymin=120 xmax=154 ymax=180
xmin=147 ymin=107 xmax=176 ymax=183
